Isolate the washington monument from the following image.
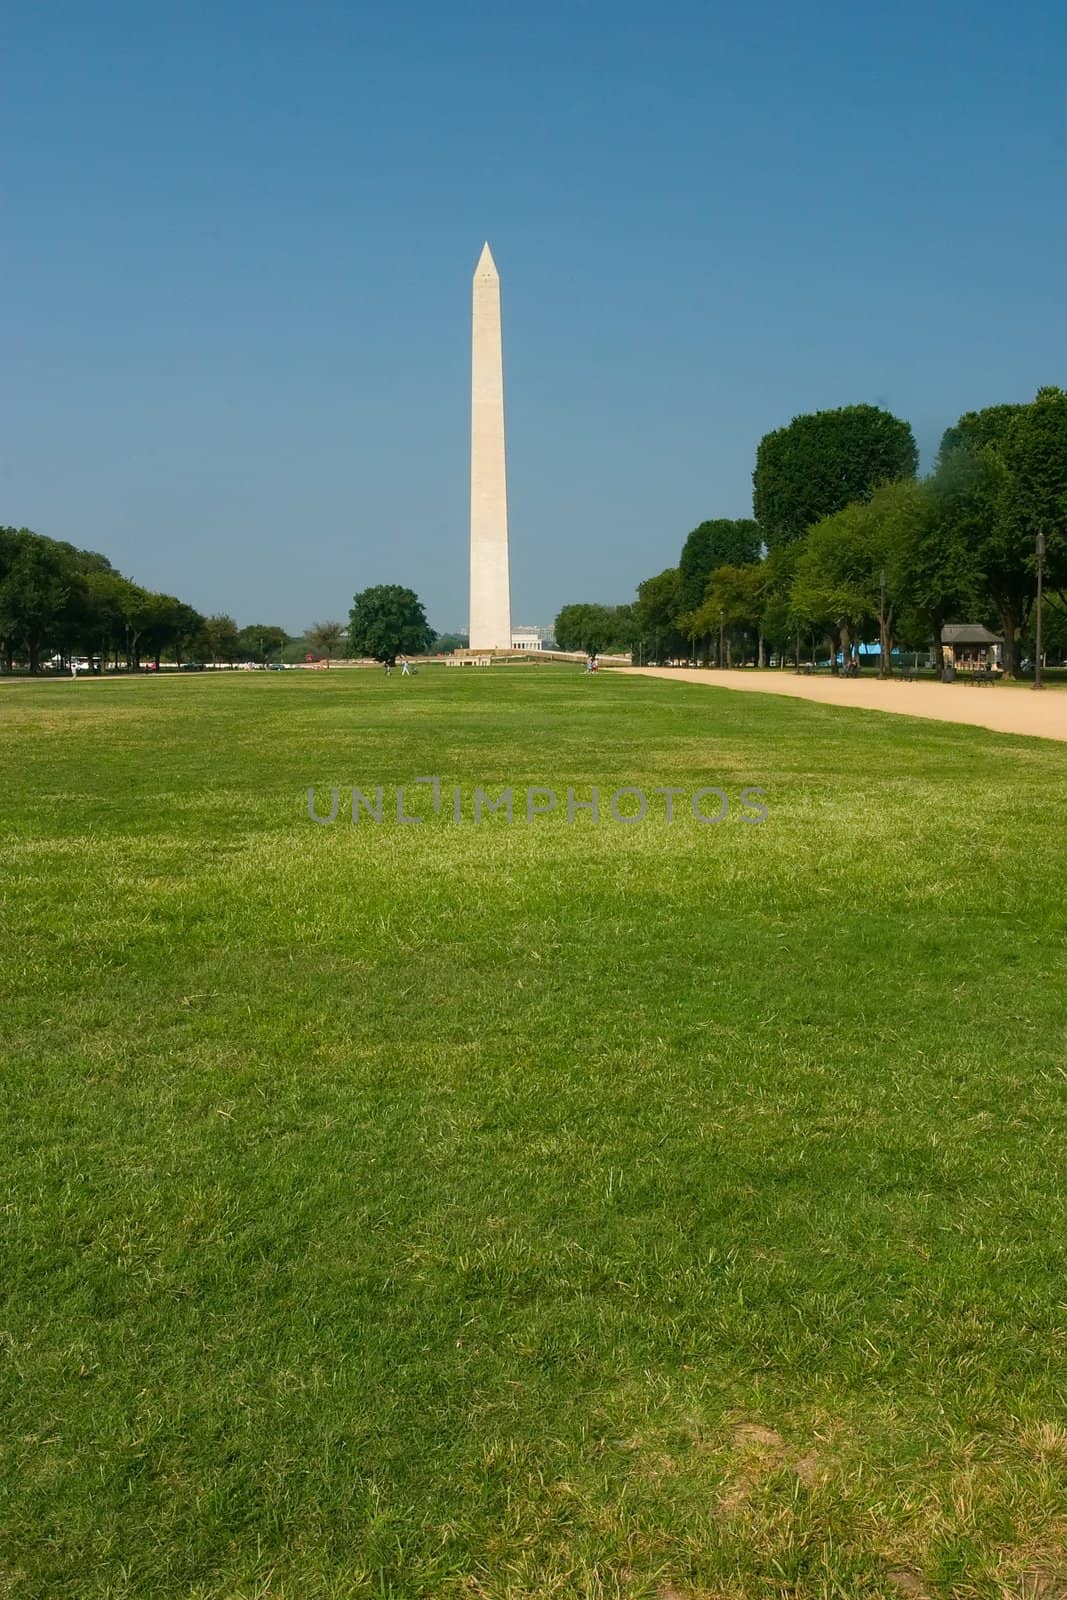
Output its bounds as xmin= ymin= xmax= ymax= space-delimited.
xmin=469 ymin=242 xmax=512 ymax=650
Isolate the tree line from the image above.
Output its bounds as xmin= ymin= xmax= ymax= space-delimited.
xmin=0 ymin=531 xmax=451 ymax=672
xmin=555 ymin=390 xmax=1067 ymax=678
xmin=0 ymin=526 xmax=299 ymax=672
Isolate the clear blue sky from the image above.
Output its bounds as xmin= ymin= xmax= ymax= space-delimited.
xmin=4 ymin=0 xmax=1065 ymax=635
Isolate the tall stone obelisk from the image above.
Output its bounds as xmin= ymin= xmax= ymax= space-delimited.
xmin=469 ymin=242 xmax=512 ymax=650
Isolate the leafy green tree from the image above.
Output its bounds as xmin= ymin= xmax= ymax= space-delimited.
xmin=937 ymin=403 xmax=1026 ymax=461
xmin=868 ymin=476 xmax=977 ymax=674
xmin=939 ymin=444 xmax=1032 ymax=674
xmin=932 ymin=390 xmax=1067 ymax=676
xmin=42 ymin=537 xmax=115 ymax=578
xmin=118 ymin=585 xmax=176 ymax=669
xmin=757 ymin=543 xmax=803 ymax=666
xmin=305 ymin=621 xmax=346 ymax=665
xmin=80 ymin=571 xmax=136 ymax=668
xmin=166 ymin=602 xmax=207 ymax=666
xmin=0 ymin=533 xmax=71 ymax=672
xmin=131 ymin=594 xmax=186 ymax=668
xmin=0 ymin=525 xmax=206 ymax=674
xmin=348 ymin=585 xmax=433 ymax=662
xmin=791 ymin=505 xmax=880 ymax=670
xmin=433 ymin=631 xmax=469 ymax=654
xmin=0 ymin=528 xmax=20 ymax=671
xmin=554 ymin=603 xmax=635 ymax=655
xmin=199 ymin=614 xmax=241 ymax=665
xmin=677 ymin=520 xmax=760 ymax=615
xmin=236 ymin=624 xmax=288 ymax=663
xmin=997 ymin=386 xmax=1067 ymax=601
xmin=634 ymin=567 xmax=686 ymax=661
xmin=0 ymin=527 xmax=19 ymax=587
xmin=753 ymin=404 xmax=918 ymax=550
xmin=1022 ymin=589 xmax=1067 ymax=665
xmin=702 ymin=564 xmax=768 ymax=665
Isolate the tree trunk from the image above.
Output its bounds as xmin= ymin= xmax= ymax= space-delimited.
xmin=990 ymin=600 xmax=1021 ymax=678
xmin=926 ymin=611 xmax=945 ymax=676
xmin=837 ymin=623 xmax=850 ymax=673
xmin=880 ymin=606 xmax=895 ymax=675
xmin=757 ymin=631 xmax=766 ymax=669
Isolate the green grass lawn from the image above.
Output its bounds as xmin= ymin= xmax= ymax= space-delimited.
xmin=2 ymin=668 xmax=1065 ymax=1600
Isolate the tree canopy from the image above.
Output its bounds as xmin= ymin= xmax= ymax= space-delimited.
xmin=928 ymin=388 xmax=1067 ymax=674
xmin=633 ymin=568 xmax=686 ymax=661
xmin=682 ymin=563 xmax=767 ymax=665
xmin=677 ymin=520 xmax=761 ymax=615
xmin=753 ymin=404 xmax=918 ymax=549
xmin=305 ymin=621 xmax=346 ymax=663
xmin=587 ymin=387 xmax=1063 ymax=677
xmin=554 ymin=603 xmax=636 ymax=654
xmin=0 ymin=525 xmax=229 ymax=671
xmin=0 ymin=534 xmax=72 ymax=674
xmin=348 ymin=585 xmax=433 ymax=663
xmin=237 ymin=624 xmax=289 ymax=663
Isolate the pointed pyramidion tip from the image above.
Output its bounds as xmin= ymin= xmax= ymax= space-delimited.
xmin=475 ymin=240 xmax=498 ymax=278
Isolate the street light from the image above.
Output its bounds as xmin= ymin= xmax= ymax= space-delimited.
xmin=1034 ymin=532 xmax=1046 ymax=691
xmin=719 ymin=607 xmax=725 ymax=669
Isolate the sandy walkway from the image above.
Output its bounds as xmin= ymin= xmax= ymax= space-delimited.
xmin=618 ymin=667 xmax=1067 ymax=744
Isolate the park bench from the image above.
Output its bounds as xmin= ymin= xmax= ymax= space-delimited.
xmin=965 ymin=670 xmax=998 ymax=685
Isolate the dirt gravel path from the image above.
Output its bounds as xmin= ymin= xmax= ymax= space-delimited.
xmin=618 ymin=667 xmax=1067 ymax=743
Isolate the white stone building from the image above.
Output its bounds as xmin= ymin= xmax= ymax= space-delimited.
xmin=510 ymin=626 xmax=544 ymax=652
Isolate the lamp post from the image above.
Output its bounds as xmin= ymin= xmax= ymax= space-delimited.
xmin=878 ymin=568 xmax=887 ymax=679
xmin=1033 ymin=532 xmax=1046 ymax=691
xmin=718 ymin=608 xmax=725 ymax=669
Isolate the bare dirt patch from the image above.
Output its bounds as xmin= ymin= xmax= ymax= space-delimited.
xmin=732 ymin=1422 xmax=786 ymax=1452
xmin=717 ymin=1421 xmax=826 ymax=1511
xmin=885 ymin=1570 xmax=930 ymax=1599
xmin=793 ymin=1451 xmax=820 ymax=1487
xmin=1015 ymin=1573 xmax=1067 ymax=1599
